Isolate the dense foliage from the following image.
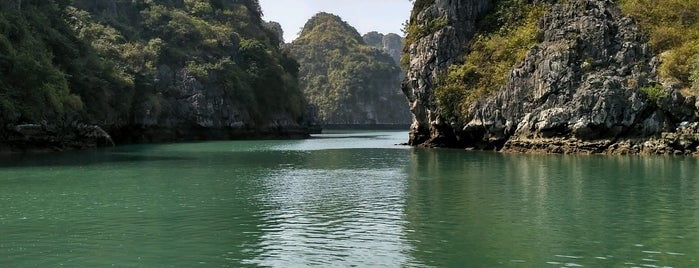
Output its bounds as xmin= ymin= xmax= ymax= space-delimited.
xmin=1 ymin=1 xmax=92 ymax=124
xmin=618 ymin=0 xmax=699 ymax=93
xmin=434 ymin=0 xmax=546 ymax=121
xmin=291 ymin=13 xmax=409 ymax=124
xmin=0 ymin=0 xmax=304 ymax=133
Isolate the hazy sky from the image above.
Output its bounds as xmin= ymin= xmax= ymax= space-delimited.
xmin=258 ymin=0 xmax=413 ymax=42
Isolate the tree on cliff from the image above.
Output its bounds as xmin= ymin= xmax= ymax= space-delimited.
xmin=290 ymin=12 xmax=410 ymax=125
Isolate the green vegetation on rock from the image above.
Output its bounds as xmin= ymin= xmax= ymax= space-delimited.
xmin=402 ymin=0 xmax=699 ymax=153
xmin=401 ymin=0 xmax=443 ymax=70
xmin=291 ymin=13 xmax=410 ymax=125
xmin=618 ymin=0 xmax=699 ymax=93
xmin=640 ymin=84 xmax=670 ymax=106
xmin=1 ymin=0 xmax=305 ymax=141
xmin=434 ymin=0 xmax=546 ymax=121
xmin=402 ymin=16 xmax=446 ymax=57
xmin=0 ymin=2 xmax=89 ymax=123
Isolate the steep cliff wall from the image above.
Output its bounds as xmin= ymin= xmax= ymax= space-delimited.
xmin=403 ymin=0 xmax=699 ymax=154
xmin=402 ymin=0 xmax=494 ymax=145
xmin=364 ymin=32 xmax=403 ymax=65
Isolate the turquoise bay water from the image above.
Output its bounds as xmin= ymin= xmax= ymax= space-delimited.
xmin=1 ymin=130 xmax=699 ymax=267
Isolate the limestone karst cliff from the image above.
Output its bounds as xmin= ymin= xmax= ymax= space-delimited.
xmin=291 ymin=13 xmax=410 ymax=126
xmin=402 ymin=0 xmax=699 ymax=155
xmin=364 ymin=31 xmax=404 ymax=65
xmin=0 ymin=0 xmax=308 ymax=152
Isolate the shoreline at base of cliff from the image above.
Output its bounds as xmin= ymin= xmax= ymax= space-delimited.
xmin=401 ymin=0 xmax=699 ymax=156
xmin=0 ymin=124 xmax=312 ymax=154
xmin=321 ymin=124 xmax=410 ymax=130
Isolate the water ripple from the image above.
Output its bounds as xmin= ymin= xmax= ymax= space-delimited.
xmin=245 ymin=167 xmax=414 ymax=267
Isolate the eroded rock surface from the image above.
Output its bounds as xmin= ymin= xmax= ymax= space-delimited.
xmin=402 ymin=0 xmax=699 ymax=154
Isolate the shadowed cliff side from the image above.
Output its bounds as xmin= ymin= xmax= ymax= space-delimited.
xmin=0 ymin=0 xmax=309 ymax=152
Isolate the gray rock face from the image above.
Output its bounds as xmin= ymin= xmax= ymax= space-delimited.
xmin=125 ymin=64 xmax=304 ymax=143
xmin=363 ymin=31 xmax=384 ymax=47
xmin=2 ymin=123 xmax=114 ymax=152
xmin=363 ymin=32 xmax=404 ymax=64
xmin=402 ymin=0 xmax=494 ymax=145
xmin=382 ymin=33 xmax=403 ymax=65
xmin=402 ymin=0 xmax=699 ymax=154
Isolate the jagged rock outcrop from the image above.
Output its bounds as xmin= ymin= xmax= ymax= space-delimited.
xmin=1 ymin=123 xmax=114 ymax=152
xmin=363 ymin=32 xmax=403 ymax=64
xmin=120 ymin=65 xmax=306 ymax=144
xmin=403 ymin=0 xmax=699 ymax=155
xmin=402 ymin=0 xmax=494 ymax=145
xmin=363 ymin=31 xmax=384 ymax=47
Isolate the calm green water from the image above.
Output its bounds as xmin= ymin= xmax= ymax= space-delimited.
xmin=1 ymin=130 xmax=699 ymax=267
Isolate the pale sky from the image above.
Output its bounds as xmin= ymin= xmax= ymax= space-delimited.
xmin=258 ymin=0 xmax=413 ymax=42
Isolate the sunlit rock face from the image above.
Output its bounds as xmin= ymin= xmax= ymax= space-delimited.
xmin=401 ymin=0 xmax=494 ymax=146
xmin=402 ymin=0 xmax=699 ymax=155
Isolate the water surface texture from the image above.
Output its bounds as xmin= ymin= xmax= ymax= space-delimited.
xmin=1 ymin=131 xmax=699 ymax=267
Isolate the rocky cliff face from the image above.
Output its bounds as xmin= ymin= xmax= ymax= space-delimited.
xmin=403 ymin=0 xmax=699 ymax=154
xmin=121 ymin=64 xmax=305 ymax=144
xmin=402 ymin=0 xmax=494 ymax=145
xmin=0 ymin=1 xmax=308 ymax=152
xmin=363 ymin=32 xmax=403 ymax=64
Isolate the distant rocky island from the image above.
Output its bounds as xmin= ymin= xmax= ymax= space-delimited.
xmin=290 ymin=12 xmax=411 ymax=128
xmin=402 ymin=0 xmax=699 ymax=155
